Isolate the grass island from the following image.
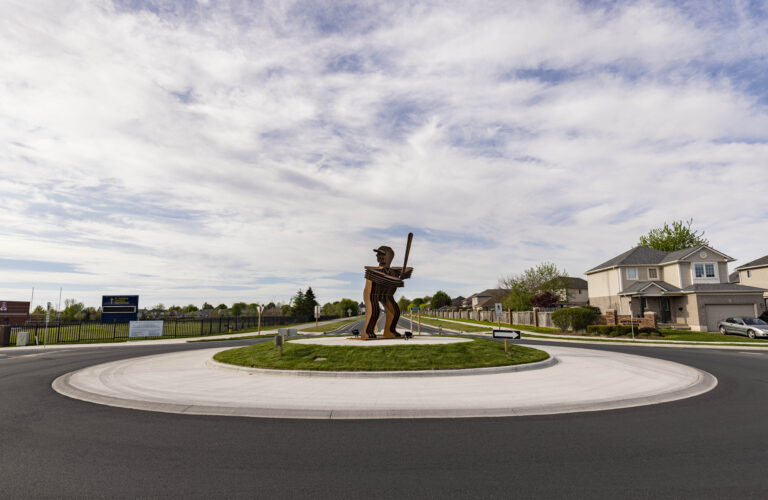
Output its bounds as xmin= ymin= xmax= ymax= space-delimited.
xmin=213 ymin=336 xmax=549 ymax=371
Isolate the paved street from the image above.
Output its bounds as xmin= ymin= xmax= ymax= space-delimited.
xmin=2 ymin=336 xmax=768 ymax=498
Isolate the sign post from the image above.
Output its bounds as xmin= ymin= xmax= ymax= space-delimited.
xmin=43 ymin=302 xmax=51 ymax=347
xmin=493 ymin=328 xmax=521 ymax=353
xmin=494 ymin=302 xmax=503 ymax=330
xmin=314 ymin=305 xmax=320 ymax=328
xmin=274 ymin=333 xmax=283 ymax=356
xmin=418 ymin=309 xmax=421 ymax=336
xmin=629 ymin=299 xmax=635 ymax=340
xmin=346 ymin=308 xmax=352 ymax=317
xmin=257 ymin=305 xmax=264 ymax=336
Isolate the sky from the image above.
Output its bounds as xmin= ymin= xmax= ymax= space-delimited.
xmin=1 ymin=0 xmax=768 ymax=310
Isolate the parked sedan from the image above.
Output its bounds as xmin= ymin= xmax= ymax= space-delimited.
xmin=718 ymin=317 xmax=768 ymax=339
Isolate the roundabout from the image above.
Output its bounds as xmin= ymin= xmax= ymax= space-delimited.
xmin=52 ymin=337 xmax=716 ymax=419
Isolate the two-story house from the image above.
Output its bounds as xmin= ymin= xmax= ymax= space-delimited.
xmin=586 ymin=245 xmax=766 ymax=331
xmin=733 ymin=254 xmax=768 ymax=306
xmin=559 ymin=277 xmax=589 ymax=307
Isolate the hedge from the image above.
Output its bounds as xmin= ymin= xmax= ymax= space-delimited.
xmin=551 ymin=307 xmax=599 ymax=331
xmin=586 ymin=325 xmax=662 ymax=337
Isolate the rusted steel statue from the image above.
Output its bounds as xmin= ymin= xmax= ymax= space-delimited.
xmin=361 ymin=233 xmax=414 ymax=340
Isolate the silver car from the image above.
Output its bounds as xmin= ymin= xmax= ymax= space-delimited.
xmin=718 ymin=317 xmax=768 ymax=338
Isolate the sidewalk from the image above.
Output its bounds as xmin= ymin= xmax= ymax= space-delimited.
xmin=422 ymin=316 xmax=768 ymax=350
xmin=52 ymin=341 xmax=717 ymax=419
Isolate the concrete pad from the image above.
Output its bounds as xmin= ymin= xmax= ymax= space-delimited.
xmin=290 ymin=336 xmax=470 ymax=347
xmin=53 ymin=344 xmax=717 ymax=419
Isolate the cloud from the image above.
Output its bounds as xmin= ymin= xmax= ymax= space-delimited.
xmin=1 ymin=0 xmax=767 ymax=308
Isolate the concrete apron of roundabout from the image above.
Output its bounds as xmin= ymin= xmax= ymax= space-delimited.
xmin=53 ymin=336 xmax=717 ymax=420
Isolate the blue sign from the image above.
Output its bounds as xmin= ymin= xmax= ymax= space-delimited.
xmin=101 ymin=295 xmax=139 ymax=323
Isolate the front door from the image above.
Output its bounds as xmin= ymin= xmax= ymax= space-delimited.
xmin=660 ymin=297 xmax=671 ymax=323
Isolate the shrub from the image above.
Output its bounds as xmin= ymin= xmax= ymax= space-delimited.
xmin=638 ymin=327 xmax=660 ymax=335
xmin=552 ymin=307 xmax=599 ymax=331
xmin=587 ymin=325 xmax=615 ymax=336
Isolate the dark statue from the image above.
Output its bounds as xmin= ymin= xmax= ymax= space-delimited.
xmin=361 ymin=233 xmax=413 ymax=340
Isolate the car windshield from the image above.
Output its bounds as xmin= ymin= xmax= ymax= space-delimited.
xmin=742 ymin=317 xmax=768 ymax=325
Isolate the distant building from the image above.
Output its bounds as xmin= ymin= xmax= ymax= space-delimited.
xmin=0 ymin=301 xmax=30 ymax=325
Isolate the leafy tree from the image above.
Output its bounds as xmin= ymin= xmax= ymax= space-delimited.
xmin=501 ymin=282 xmax=534 ymax=311
xmin=337 ymin=298 xmax=358 ymax=316
xmin=530 ymin=291 xmax=559 ymax=308
xmin=202 ymin=302 xmax=214 ymax=310
xmin=430 ymin=291 xmax=452 ymax=309
xmin=183 ymin=304 xmax=199 ymax=313
xmin=397 ymin=296 xmax=410 ymax=312
xmin=168 ymin=305 xmax=182 ymax=312
xmin=153 ymin=303 xmax=166 ymax=311
xmin=412 ymin=298 xmax=424 ymax=306
xmin=281 ymin=304 xmax=292 ymax=316
xmin=499 ymin=262 xmax=569 ymax=311
xmin=231 ymin=302 xmax=247 ymax=317
xmin=32 ymin=305 xmax=45 ymax=315
xmin=216 ymin=304 xmax=228 ymax=310
xmin=638 ymin=219 xmax=709 ymax=252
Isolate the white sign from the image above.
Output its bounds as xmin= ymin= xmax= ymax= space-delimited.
xmin=492 ymin=329 xmax=521 ymax=339
xmin=129 ymin=320 xmax=164 ymax=338
xmin=16 ymin=331 xmax=29 ymax=346
xmin=494 ymin=302 xmax=503 ymax=320
xmin=314 ymin=305 xmax=320 ymax=319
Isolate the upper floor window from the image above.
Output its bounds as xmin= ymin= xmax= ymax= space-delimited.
xmin=747 ymin=270 xmax=752 ymax=278
xmin=694 ymin=263 xmax=716 ymax=279
xmin=648 ymin=268 xmax=658 ymax=279
xmin=627 ymin=268 xmax=637 ymax=280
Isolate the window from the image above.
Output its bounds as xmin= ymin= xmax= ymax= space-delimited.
xmin=705 ymin=263 xmax=715 ymax=277
xmin=694 ymin=262 xmax=718 ymax=281
xmin=747 ymin=270 xmax=752 ymax=278
xmin=627 ymin=268 xmax=637 ymax=280
xmin=648 ymin=268 xmax=658 ymax=279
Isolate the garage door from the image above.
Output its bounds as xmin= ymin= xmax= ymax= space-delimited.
xmin=705 ymin=304 xmax=756 ymax=332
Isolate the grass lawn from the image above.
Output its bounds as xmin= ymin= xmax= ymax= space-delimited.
xmin=213 ymin=337 xmax=549 ymax=371
xmin=416 ymin=317 xmax=490 ymax=333
xmin=300 ymin=317 xmax=360 ymax=333
xmin=421 ymin=315 xmax=560 ymax=334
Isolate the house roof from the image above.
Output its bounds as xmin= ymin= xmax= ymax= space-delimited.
xmin=681 ymin=283 xmax=766 ymax=293
xmin=735 ymin=254 xmax=768 ymax=270
xmin=472 ymin=289 xmax=508 ymax=308
xmin=566 ymin=277 xmax=588 ymax=289
xmin=729 ymin=271 xmax=740 ymax=283
xmin=619 ymin=280 xmax=681 ymax=295
xmin=586 ymin=245 xmax=734 ymax=274
xmin=620 ymin=281 xmax=764 ymax=295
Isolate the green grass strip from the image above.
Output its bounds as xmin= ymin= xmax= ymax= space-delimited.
xmin=213 ymin=337 xmax=548 ymax=371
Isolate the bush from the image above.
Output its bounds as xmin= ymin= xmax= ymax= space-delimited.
xmin=587 ymin=325 xmax=615 ymax=335
xmin=638 ymin=326 xmax=660 ymax=335
xmin=551 ymin=307 xmax=599 ymax=331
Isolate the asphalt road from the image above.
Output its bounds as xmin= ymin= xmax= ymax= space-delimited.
xmin=2 ymin=335 xmax=768 ymax=499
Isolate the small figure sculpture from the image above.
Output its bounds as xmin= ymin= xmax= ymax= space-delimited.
xmin=361 ymin=233 xmax=413 ymax=340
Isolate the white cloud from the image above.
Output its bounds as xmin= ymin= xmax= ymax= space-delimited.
xmin=1 ymin=0 xmax=767 ymax=308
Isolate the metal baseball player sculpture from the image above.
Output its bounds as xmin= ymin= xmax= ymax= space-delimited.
xmin=361 ymin=233 xmax=414 ymax=340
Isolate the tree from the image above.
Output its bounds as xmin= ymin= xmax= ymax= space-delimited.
xmin=183 ymin=304 xmax=199 ymax=313
xmin=638 ymin=219 xmax=709 ymax=252
xmin=216 ymin=304 xmax=228 ymax=310
xmin=430 ymin=291 xmax=452 ymax=309
xmin=499 ymin=262 xmax=569 ymax=311
xmin=397 ymin=296 xmax=410 ymax=311
xmin=202 ymin=302 xmax=214 ymax=310
xmin=530 ymin=291 xmax=559 ymax=308
xmin=290 ymin=288 xmax=318 ymax=317
xmin=337 ymin=298 xmax=358 ymax=316
xmin=231 ymin=302 xmax=247 ymax=317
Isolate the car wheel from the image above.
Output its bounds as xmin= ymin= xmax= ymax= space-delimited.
xmin=748 ymin=330 xmax=756 ymax=339
xmin=719 ymin=326 xmax=727 ymax=335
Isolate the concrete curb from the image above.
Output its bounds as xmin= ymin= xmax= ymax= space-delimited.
xmin=52 ymin=365 xmax=717 ymax=420
xmin=204 ymin=355 xmax=558 ymax=378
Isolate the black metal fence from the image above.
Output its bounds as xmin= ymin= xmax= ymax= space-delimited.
xmin=7 ymin=315 xmax=339 ymax=345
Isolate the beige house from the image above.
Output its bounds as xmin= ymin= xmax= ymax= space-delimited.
xmin=560 ymin=277 xmax=589 ymax=307
xmin=586 ymin=245 xmax=766 ymax=331
xmin=734 ymin=255 xmax=768 ymax=306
